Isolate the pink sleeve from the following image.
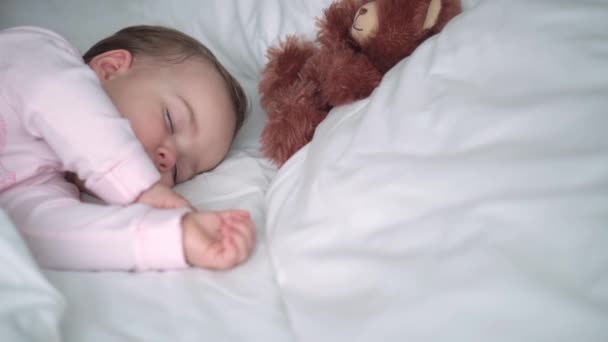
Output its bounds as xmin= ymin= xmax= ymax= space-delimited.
xmin=0 ymin=173 xmax=190 ymax=271
xmin=2 ymin=26 xmax=159 ymax=205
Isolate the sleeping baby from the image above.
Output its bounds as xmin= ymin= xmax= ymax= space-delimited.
xmin=0 ymin=25 xmax=255 ymax=271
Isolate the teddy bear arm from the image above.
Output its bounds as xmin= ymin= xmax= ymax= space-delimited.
xmin=259 ymin=36 xmax=317 ymax=111
xmin=318 ymin=49 xmax=383 ymax=107
xmin=260 ymin=79 xmax=329 ymax=167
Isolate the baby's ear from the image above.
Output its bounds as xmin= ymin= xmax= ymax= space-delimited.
xmin=88 ymin=49 xmax=133 ymax=81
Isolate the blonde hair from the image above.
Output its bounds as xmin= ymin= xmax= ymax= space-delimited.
xmin=83 ymin=25 xmax=248 ymax=134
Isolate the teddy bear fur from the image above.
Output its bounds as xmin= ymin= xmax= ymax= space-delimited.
xmin=259 ymin=0 xmax=462 ymax=167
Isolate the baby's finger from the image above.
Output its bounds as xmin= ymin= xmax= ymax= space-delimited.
xmin=223 ymin=226 xmax=248 ymax=263
xmin=234 ymin=228 xmax=254 ymax=263
xmin=219 ymin=209 xmax=250 ymax=222
xmin=230 ymin=219 xmax=255 ymax=250
xmin=211 ymin=238 xmax=238 ymax=269
xmin=217 ymin=210 xmax=244 ymax=223
xmin=232 ymin=210 xmax=251 ymax=219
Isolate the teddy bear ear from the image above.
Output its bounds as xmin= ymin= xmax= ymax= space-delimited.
xmin=361 ymin=0 xmax=462 ymax=73
xmin=316 ymin=0 xmax=367 ymax=49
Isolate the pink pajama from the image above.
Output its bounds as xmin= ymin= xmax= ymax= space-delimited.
xmin=0 ymin=27 xmax=189 ymax=271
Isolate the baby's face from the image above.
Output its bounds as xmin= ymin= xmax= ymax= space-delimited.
xmin=93 ymin=54 xmax=236 ymax=186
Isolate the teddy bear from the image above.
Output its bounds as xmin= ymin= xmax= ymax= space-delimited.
xmin=259 ymin=0 xmax=462 ymax=167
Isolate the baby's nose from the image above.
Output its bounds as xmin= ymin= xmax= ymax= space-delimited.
xmin=154 ymin=147 xmax=176 ymax=172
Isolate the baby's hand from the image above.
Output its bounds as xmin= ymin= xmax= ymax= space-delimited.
xmin=136 ymin=182 xmax=192 ymax=209
xmin=182 ymin=210 xmax=255 ymax=270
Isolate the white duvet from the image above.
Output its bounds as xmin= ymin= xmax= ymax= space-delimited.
xmin=1 ymin=0 xmax=608 ymax=341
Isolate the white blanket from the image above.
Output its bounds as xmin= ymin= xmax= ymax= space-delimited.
xmin=266 ymin=0 xmax=608 ymax=340
xmin=1 ymin=0 xmax=608 ymax=341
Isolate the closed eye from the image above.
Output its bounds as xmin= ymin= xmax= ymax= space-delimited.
xmin=164 ymin=110 xmax=178 ymax=184
xmin=165 ymin=110 xmax=175 ymax=133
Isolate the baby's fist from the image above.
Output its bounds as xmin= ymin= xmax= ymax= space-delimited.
xmin=182 ymin=210 xmax=255 ymax=270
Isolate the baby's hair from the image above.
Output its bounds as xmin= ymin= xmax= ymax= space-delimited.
xmin=83 ymin=25 xmax=248 ymax=135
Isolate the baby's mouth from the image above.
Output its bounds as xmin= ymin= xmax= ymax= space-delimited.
xmin=352 ymin=24 xmax=363 ymax=32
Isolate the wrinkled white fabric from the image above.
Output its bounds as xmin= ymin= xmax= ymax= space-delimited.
xmin=0 ymin=211 xmax=64 ymax=342
xmin=266 ymin=0 xmax=608 ymax=341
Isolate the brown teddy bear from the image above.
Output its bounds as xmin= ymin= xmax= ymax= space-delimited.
xmin=259 ymin=0 xmax=462 ymax=167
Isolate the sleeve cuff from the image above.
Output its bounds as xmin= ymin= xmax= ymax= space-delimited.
xmin=85 ymin=146 xmax=160 ymax=205
xmin=134 ymin=207 xmax=192 ymax=271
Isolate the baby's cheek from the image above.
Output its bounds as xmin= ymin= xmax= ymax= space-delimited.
xmin=131 ymin=118 xmax=164 ymax=151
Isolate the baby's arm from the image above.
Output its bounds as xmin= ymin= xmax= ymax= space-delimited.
xmin=3 ymin=27 xmax=159 ymax=205
xmin=0 ymin=173 xmax=254 ymax=271
xmin=0 ymin=174 xmax=187 ymax=270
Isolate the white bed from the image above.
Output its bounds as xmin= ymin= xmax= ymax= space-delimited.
xmin=1 ymin=0 xmax=607 ymax=341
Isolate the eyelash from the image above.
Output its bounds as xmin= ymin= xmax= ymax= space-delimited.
xmin=165 ymin=110 xmax=178 ymax=184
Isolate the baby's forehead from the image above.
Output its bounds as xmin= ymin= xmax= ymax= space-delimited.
xmin=178 ymin=62 xmax=235 ymax=124
xmin=174 ymin=59 xmax=229 ymax=88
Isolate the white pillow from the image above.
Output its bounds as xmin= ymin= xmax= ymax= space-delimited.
xmin=265 ymin=0 xmax=608 ymax=340
xmin=0 ymin=0 xmax=331 ymax=73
